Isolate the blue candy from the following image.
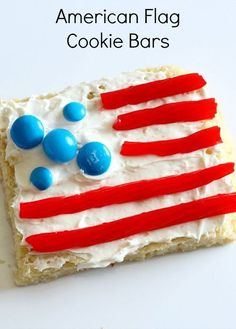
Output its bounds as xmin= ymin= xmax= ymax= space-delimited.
xmin=10 ymin=115 xmax=44 ymax=149
xmin=63 ymin=102 xmax=86 ymax=122
xmin=77 ymin=142 xmax=111 ymax=176
xmin=43 ymin=128 xmax=77 ymax=163
xmin=30 ymin=167 xmax=53 ymax=191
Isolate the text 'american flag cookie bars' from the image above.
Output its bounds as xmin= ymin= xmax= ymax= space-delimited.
xmin=0 ymin=65 xmax=236 ymax=286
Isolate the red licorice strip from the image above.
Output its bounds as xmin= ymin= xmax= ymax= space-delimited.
xmin=101 ymin=73 xmax=206 ymax=109
xmin=20 ymin=163 xmax=234 ymax=220
xmin=113 ymin=98 xmax=217 ymax=130
xmin=26 ymin=193 xmax=236 ymax=252
xmin=121 ymin=126 xmax=222 ymax=156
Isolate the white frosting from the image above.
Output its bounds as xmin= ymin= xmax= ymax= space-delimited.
xmin=0 ymin=70 xmax=233 ymax=271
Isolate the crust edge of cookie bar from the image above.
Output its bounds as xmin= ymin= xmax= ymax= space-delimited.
xmin=1 ymin=65 xmax=236 ymax=286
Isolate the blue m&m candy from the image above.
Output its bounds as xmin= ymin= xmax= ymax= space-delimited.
xmin=43 ymin=128 xmax=77 ymax=163
xmin=10 ymin=115 xmax=44 ymax=149
xmin=30 ymin=167 xmax=53 ymax=190
xmin=63 ymin=102 xmax=86 ymax=122
xmin=77 ymin=142 xmax=111 ymax=176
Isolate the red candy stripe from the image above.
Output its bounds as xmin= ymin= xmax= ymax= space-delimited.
xmin=121 ymin=126 xmax=222 ymax=156
xmin=20 ymin=163 xmax=234 ymax=219
xmin=113 ymin=98 xmax=217 ymax=130
xmin=26 ymin=193 xmax=236 ymax=252
xmin=101 ymin=73 xmax=206 ymax=110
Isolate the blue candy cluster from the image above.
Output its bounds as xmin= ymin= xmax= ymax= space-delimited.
xmin=10 ymin=102 xmax=112 ymax=190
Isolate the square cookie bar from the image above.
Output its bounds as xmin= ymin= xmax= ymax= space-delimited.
xmin=0 ymin=65 xmax=236 ymax=285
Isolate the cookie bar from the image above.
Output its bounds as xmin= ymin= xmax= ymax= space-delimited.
xmin=0 ymin=65 xmax=236 ymax=286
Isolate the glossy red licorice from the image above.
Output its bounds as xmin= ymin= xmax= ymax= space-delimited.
xmin=120 ymin=126 xmax=222 ymax=156
xmin=101 ymin=73 xmax=206 ymax=109
xmin=19 ymin=163 xmax=234 ymax=219
xmin=113 ymin=98 xmax=217 ymax=130
xmin=26 ymin=193 xmax=236 ymax=252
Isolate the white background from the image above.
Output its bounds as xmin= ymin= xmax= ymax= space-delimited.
xmin=0 ymin=0 xmax=236 ymax=328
